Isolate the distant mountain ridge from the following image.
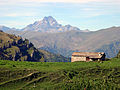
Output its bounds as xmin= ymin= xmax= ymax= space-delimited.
xmin=0 ymin=25 xmax=11 ymax=31
xmin=6 ymin=26 xmax=120 ymax=58
xmin=0 ymin=25 xmax=19 ymax=31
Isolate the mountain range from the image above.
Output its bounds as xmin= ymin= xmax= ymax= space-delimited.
xmin=1 ymin=16 xmax=85 ymax=33
xmin=22 ymin=16 xmax=82 ymax=32
xmin=1 ymin=16 xmax=120 ymax=58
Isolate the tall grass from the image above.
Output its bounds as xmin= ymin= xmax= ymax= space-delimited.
xmin=0 ymin=58 xmax=120 ymax=90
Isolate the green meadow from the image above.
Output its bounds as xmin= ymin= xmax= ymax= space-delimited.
xmin=0 ymin=58 xmax=120 ymax=90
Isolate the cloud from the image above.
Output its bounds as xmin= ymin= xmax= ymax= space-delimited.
xmin=0 ymin=0 xmax=97 ymax=3
xmin=0 ymin=0 xmax=120 ymax=7
xmin=21 ymin=0 xmax=98 ymax=3
xmin=33 ymin=0 xmax=120 ymax=3
xmin=1 ymin=0 xmax=120 ymax=4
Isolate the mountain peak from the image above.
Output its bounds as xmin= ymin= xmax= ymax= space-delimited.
xmin=42 ymin=16 xmax=58 ymax=26
xmin=43 ymin=16 xmax=55 ymax=21
xmin=23 ymin=16 xmax=81 ymax=32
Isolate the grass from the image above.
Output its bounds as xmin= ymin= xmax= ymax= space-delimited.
xmin=0 ymin=58 xmax=120 ymax=90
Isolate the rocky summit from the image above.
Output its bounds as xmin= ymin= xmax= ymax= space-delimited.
xmin=22 ymin=16 xmax=80 ymax=32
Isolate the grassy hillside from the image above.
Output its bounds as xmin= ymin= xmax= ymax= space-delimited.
xmin=0 ymin=30 xmax=44 ymax=62
xmin=0 ymin=58 xmax=120 ymax=90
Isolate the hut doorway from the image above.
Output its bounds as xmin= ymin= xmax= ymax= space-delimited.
xmin=86 ymin=57 xmax=90 ymax=61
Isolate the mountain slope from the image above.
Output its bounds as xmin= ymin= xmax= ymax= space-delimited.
xmin=6 ymin=26 xmax=120 ymax=58
xmin=39 ymin=50 xmax=70 ymax=62
xmin=95 ymin=40 xmax=120 ymax=58
xmin=0 ymin=30 xmax=44 ymax=62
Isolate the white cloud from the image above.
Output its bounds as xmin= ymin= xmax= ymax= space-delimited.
xmin=0 ymin=0 xmax=96 ymax=3
xmin=0 ymin=0 xmax=120 ymax=4
xmin=19 ymin=0 xmax=120 ymax=3
xmin=0 ymin=0 xmax=120 ymax=7
xmin=22 ymin=0 xmax=98 ymax=3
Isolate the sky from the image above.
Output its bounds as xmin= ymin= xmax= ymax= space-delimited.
xmin=0 ymin=0 xmax=120 ymax=31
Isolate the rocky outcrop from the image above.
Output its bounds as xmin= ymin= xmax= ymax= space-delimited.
xmin=0 ymin=31 xmax=44 ymax=62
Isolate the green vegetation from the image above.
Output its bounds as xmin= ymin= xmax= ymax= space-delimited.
xmin=0 ymin=31 xmax=43 ymax=62
xmin=0 ymin=58 xmax=120 ymax=90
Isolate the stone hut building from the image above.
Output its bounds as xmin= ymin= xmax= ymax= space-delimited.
xmin=71 ymin=52 xmax=105 ymax=62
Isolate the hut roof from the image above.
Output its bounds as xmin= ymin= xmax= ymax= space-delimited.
xmin=72 ymin=52 xmax=105 ymax=58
